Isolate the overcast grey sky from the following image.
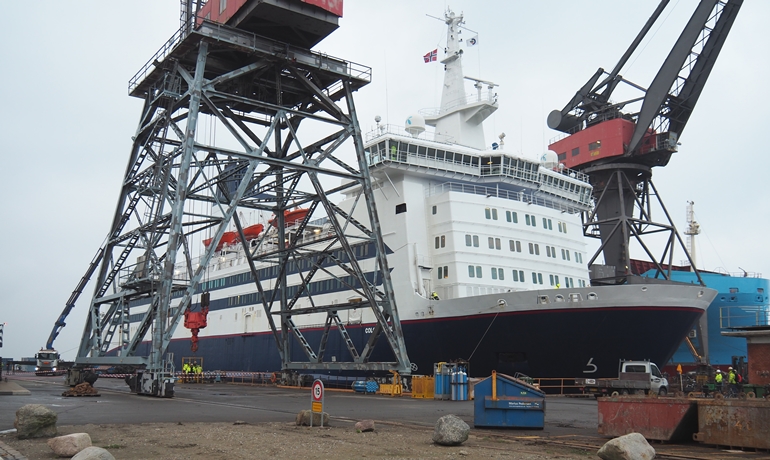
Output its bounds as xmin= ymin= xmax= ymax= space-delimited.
xmin=1 ymin=1 xmax=767 ymax=361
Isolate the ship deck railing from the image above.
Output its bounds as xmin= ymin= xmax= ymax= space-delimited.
xmin=365 ymin=123 xmax=456 ymax=145
xmin=719 ymin=305 xmax=770 ymax=329
xmin=418 ymin=89 xmax=498 ymax=119
xmin=128 ymin=19 xmax=371 ymax=97
xmin=167 ymin=219 xmax=340 ymax=276
xmin=427 ymin=182 xmax=587 ymax=214
xmin=365 ymin=124 xmax=591 ymax=183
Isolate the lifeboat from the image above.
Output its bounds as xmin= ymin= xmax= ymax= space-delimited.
xmin=202 ymin=231 xmax=238 ymax=251
xmin=269 ymin=208 xmax=309 ymax=228
xmin=242 ymin=223 xmax=264 ymax=241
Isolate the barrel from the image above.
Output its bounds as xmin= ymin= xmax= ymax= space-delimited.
xmin=352 ymin=381 xmax=367 ymax=393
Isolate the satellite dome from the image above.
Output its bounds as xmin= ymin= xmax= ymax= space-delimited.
xmin=540 ymin=150 xmax=559 ymax=168
xmin=405 ymin=114 xmax=426 ymax=137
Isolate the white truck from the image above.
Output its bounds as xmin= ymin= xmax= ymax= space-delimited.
xmin=575 ymin=360 xmax=669 ymax=397
xmin=35 ymin=349 xmax=64 ymax=376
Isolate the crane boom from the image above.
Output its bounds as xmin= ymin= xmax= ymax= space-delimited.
xmin=45 ymin=247 xmax=105 ymax=350
xmin=549 ymin=0 xmax=742 ymax=171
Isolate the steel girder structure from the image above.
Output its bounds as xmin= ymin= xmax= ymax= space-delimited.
xmin=64 ymin=21 xmax=410 ymax=396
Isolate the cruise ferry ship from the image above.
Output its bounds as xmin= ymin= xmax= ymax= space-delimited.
xmin=127 ymin=9 xmax=716 ymax=379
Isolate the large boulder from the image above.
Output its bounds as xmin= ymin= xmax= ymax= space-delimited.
xmin=48 ymin=433 xmax=92 ymax=457
xmin=432 ymin=414 xmax=469 ymax=446
xmin=71 ymin=446 xmax=116 ymax=460
xmin=355 ymin=419 xmax=375 ymax=432
xmin=14 ymin=404 xmax=57 ymax=439
xmin=295 ymin=409 xmax=330 ymax=426
xmin=598 ymin=432 xmax=656 ymax=460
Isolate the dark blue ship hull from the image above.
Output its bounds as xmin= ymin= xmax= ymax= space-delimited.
xmin=143 ymin=304 xmax=704 ymax=379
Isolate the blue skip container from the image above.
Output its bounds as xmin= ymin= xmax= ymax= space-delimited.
xmin=474 ymin=371 xmax=545 ymax=428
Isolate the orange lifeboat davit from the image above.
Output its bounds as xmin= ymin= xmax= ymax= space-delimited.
xmin=269 ymin=208 xmax=310 ymax=228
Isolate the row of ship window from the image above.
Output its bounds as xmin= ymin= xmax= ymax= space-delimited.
xmin=130 ymin=270 xmax=378 ymax=320
xmin=437 ymin=264 xmax=586 ymax=288
xmin=469 ymin=266 xmax=584 ymax=287
xmin=435 ymin=234 xmax=584 ymax=264
xmin=484 ymin=208 xmax=569 ymax=233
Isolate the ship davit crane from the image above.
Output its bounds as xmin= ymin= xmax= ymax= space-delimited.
xmin=547 ymin=0 xmax=742 ymax=284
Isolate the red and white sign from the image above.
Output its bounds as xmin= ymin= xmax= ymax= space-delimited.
xmin=310 ymin=379 xmax=325 ymax=422
xmin=312 ymin=379 xmax=324 ymax=402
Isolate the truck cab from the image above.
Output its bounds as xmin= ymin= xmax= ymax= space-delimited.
xmin=34 ymin=349 xmax=61 ymax=375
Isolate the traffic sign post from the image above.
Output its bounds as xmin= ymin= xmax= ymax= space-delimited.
xmin=310 ymin=379 xmax=324 ymax=427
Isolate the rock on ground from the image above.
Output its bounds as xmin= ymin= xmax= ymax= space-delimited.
xmin=62 ymin=382 xmax=100 ymax=397
xmin=14 ymin=404 xmax=57 ymax=439
xmin=598 ymin=432 xmax=656 ymax=460
xmin=295 ymin=410 xmax=330 ymax=426
xmin=432 ymin=414 xmax=469 ymax=446
xmin=355 ymin=420 xmax=375 ymax=432
xmin=47 ymin=432 xmax=92 ymax=457
xmin=71 ymin=446 xmax=116 ymax=460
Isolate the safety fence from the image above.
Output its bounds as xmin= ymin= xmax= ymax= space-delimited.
xmin=529 ymin=377 xmax=585 ymax=395
xmin=175 ymin=371 xmax=277 ymax=385
xmin=21 ymin=368 xmax=585 ymax=395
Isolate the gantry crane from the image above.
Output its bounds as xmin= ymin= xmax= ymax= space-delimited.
xmin=51 ymin=0 xmax=411 ymax=397
xmin=548 ymin=0 xmax=742 ymax=284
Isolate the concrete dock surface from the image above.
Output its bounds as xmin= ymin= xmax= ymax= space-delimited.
xmin=1 ymin=374 xmax=769 ymax=459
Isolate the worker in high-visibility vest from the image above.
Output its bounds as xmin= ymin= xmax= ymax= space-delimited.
xmin=714 ymin=369 xmax=723 ymax=394
xmin=727 ymin=367 xmax=737 ymax=396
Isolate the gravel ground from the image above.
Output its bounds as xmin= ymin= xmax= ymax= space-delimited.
xmin=2 ymin=421 xmax=597 ymax=459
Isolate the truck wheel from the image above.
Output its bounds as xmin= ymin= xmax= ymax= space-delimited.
xmin=747 ymin=391 xmax=756 ymax=399
xmin=610 ymin=391 xmax=620 ymax=397
xmin=658 ymin=387 xmax=667 ymax=397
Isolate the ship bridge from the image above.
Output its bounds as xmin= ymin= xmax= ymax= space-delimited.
xmin=364 ymin=126 xmax=593 ymax=213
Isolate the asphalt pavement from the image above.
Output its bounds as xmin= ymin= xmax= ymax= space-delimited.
xmin=1 ymin=374 xmax=598 ymax=437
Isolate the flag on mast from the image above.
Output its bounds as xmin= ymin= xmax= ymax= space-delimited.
xmin=467 ymin=35 xmax=478 ymax=47
xmin=423 ymin=49 xmax=437 ymax=63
